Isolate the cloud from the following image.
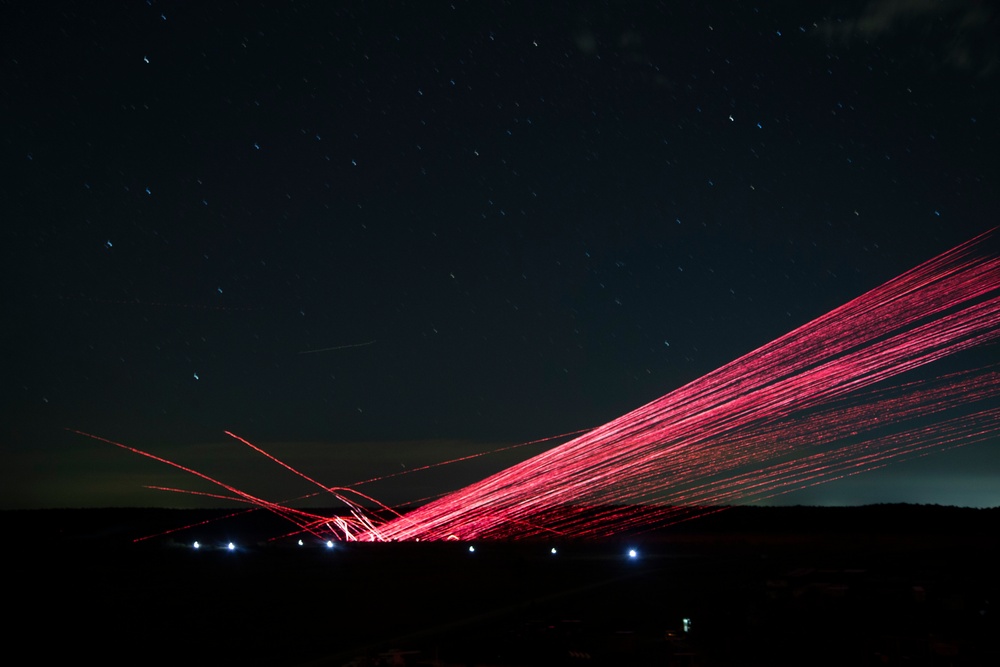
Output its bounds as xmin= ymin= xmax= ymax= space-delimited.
xmin=819 ymin=0 xmax=998 ymax=76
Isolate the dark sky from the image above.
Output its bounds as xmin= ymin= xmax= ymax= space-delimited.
xmin=3 ymin=0 xmax=999 ymax=510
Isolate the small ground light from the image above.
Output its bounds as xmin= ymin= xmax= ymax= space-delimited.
xmin=683 ymin=618 xmax=692 ymax=633
xmin=192 ymin=541 xmax=200 ymax=550
xmin=550 ymin=547 xmax=558 ymax=554
xmin=297 ymin=539 xmax=304 ymax=546
xmin=468 ymin=545 xmax=475 ymax=553
xmin=628 ymin=549 xmax=638 ymax=559
xmin=326 ymin=540 xmax=334 ymax=548
xmin=227 ymin=542 xmax=235 ymax=551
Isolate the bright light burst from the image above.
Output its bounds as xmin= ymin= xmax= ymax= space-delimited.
xmin=76 ymin=231 xmax=1000 ymax=542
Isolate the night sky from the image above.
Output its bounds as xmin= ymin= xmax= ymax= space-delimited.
xmin=3 ymin=0 xmax=999 ymax=510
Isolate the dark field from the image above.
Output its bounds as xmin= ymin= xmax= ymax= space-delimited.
xmin=7 ymin=505 xmax=999 ymax=666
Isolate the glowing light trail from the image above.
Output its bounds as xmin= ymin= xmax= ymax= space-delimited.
xmin=70 ymin=430 xmax=393 ymax=542
xmin=373 ymin=231 xmax=1000 ymax=540
xmin=75 ymin=231 xmax=1000 ymax=542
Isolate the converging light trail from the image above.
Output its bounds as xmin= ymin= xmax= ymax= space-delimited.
xmin=75 ymin=231 xmax=1000 ymax=542
xmin=372 ymin=230 xmax=1000 ymax=540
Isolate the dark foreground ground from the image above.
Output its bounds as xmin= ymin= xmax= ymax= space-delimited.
xmin=6 ymin=505 xmax=999 ymax=666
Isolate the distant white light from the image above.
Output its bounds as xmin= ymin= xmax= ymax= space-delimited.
xmin=683 ymin=617 xmax=692 ymax=633
xmin=550 ymin=547 xmax=558 ymax=555
xmin=326 ymin=540 xmax=334 ymax=549
xmin=628 ymin=549 xmax=638 ymax=559
xmin=227 ymin=542 xmax=235 ymax=551
xmin=468 ymin=545 xmax=475 ymax=553
xmin=297 ymin=539 xmax=304 ymax=546
xmin=192 ymin=541 xmax=200 ymax=549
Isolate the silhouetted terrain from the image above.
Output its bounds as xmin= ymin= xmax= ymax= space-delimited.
xmin=6 ymin=505 xmax=999 ymax=666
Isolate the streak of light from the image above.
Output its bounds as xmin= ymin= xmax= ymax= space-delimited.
xmin=374 ymin=230 xmax=1000 ymax=540
xmin=298 ymin=340 xmax=376 ymax=354
xmin=75 ymin=230 xmax=1000 ymax=543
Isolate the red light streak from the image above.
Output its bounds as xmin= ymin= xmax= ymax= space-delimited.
xmin=74 ymin=231 xmax=1000 ymax=542
xmin=69 ymin=429 xmax=393 ymax=542
xmin=372 ymin=230 xmax=1000 ymax=540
